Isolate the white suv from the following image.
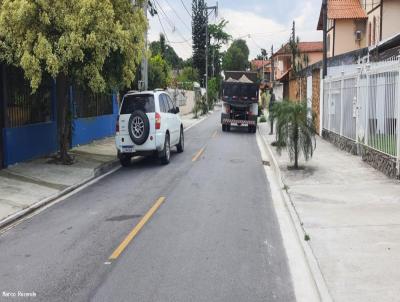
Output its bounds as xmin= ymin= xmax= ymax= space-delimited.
xmin=115 ymin=90 xmax=184 ymax=166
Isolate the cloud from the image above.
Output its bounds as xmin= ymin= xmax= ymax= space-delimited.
xmin=147 ymin=0 xmax=322 ymax=61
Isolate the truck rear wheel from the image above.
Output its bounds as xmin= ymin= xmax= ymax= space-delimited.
xmin=222 ymin=124 xmax=226 ymax=132
xmin=226 ymin=124 xmax=231 ymax=132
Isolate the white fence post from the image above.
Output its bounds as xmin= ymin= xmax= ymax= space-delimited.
xmin=365 ymin=64 xmax=370 ymax=146
xmin=355 ymin=66 xmax=362 ymax=149
xmin=320 ymin=69 xmax=324 ymax=136
xmin=328 ymin=77 xmax=332 ymax=132
xmin=340 ymin=71 xmax=344 ymax=136
xmin=396 ymin=56 xmax=400 ymax=176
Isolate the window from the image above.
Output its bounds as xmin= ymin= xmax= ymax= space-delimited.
xmin=368 ymin=22 xmax=372 ymax=46
xmin=120 ymin=94 xmax=155 ymax=114
xmin=159 ymin=95 xmax=168 ymax=113
xmin=372 ymin=17 xmax=376 ymax=45
xmin=165 ymin=95 xmax=175 ymax=113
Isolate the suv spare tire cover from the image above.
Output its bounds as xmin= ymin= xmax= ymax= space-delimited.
xmin=128 ymin=110 xmax=150 ymax=145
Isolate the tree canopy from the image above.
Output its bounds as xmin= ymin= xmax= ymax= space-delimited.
xmin=149 ymin=34 xmax=183 ymax=69
xmin=148 ymin=54 xmax=170 ymax=89
xmin=0 ymin=0 xmax=147 ymax=92
xmin=222 ymin=39 xmax=250 ymax=71
xmin=192 ymin=0 xmax=206 ymax=83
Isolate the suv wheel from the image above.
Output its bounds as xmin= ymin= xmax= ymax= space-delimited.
xmin=128 ymin=110 xmax=150 ymax=145
xmin=160 ymin=134 xmax=170 ymax=165
xmin=177 ymin=127 xmax=184 ymax=153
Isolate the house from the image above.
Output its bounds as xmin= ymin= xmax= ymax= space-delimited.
xmin=250 ymin=60 xmax=271 ymax=83
xmin=272 ymin=42 xmax=323 ymax=100
xmin=317 ymin=0 xmax=400 ymax=57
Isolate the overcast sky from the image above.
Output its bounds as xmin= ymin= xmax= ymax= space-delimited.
xmin=148 ymin=0 xmax=323 ymax=60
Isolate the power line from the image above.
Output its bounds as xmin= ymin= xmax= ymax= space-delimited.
xmin=156 ymin=13 xmax=170 ymax=43
xmin=179 ymin=0 xmax=191 ymax=17
xmin=153 ymin=0 xmax=191 ymax=48
xmin=162 ymin=0 xmax=192 ymax=33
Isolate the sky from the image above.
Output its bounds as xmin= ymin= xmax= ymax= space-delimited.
xmin=148 ymin=0 xmax=323 ymax=60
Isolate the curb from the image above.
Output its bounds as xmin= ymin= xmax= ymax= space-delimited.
xmin=257 ymin=126 xmax=333 ymax=302
xmin=0 ymin=159 xmax=120 ymax=230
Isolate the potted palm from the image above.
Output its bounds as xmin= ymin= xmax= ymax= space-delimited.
xmin=270 ymin=100 xmax=316 ymax=169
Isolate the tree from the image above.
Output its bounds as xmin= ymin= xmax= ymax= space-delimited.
xmin=270 ymin=100 xmax=316 ymax=169
xmin=149 ymin=35 xmax=183 ymax=69
xmin=192 ymin=0 xmax=206 ymax=84
xmin=208 ymin=19 xmax=231 ymax=78
xmin=0 ymin=0 xmax=147 ymax=163
xmin=178 ymin=66 xmax=199 ymax=83
xmin=148 ymin=54 xmax=170 ymax=89
xmin=222 ymin=39 xmax=249 ymax=71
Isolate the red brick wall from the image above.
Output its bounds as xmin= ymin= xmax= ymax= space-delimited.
xmin=312 ymin=69 xmax=321 ymax=134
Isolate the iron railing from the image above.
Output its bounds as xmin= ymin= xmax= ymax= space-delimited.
xmin=323 ymin=57 xmax=400 ymax=159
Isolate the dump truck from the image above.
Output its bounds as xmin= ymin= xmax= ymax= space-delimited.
xmin=221 ymin=72 xmax=259 ymax=133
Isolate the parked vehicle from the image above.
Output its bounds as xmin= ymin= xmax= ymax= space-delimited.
xmin=115 ymin=90 xmax=184 ymax=166
xmin=221 ymin=77 xmax=259 ymax=133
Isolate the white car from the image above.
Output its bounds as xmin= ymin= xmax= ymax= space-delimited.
xmin=115 ymin=90 xmax=184 ymax=166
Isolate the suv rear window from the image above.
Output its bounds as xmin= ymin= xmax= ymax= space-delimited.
xmin=120 ymin=94 xmax=155 ymax=114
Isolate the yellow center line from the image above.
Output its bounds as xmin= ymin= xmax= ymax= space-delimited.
xmin=192 ymin=147 xmax=205 ymax=162
xmin=109 ymin=196 xmax=166 ymax=260
xmin=212 ymin=130 xmax=217 ymax=138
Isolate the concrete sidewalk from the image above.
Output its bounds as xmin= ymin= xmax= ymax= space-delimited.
xmin=0 ymin=137 xmax=119 ymax=228
xmin=0 ymin=113 xmax=207 ymax=228
xmin=259 ymin=122 xmax=400 ymax=302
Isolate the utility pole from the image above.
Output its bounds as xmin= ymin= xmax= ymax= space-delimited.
xmin=322 ymin=0 xmax=328 ymax=78
xmin=271 ymin=45 xmax=274 ymax=87
xmin=292 ymin=21 xmax=295 ymax=43
xmin=141 ymin=0 xmax=149 ymax=90
xmin=204 ymin=2 xmax=218 ymax=106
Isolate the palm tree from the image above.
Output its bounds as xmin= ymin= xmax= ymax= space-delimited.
xmin=270 ymin=100 xmax=316 ymax=169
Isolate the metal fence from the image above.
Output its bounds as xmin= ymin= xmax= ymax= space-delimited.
xmin=5 ymin=66 xmax=53 ymax=128
xmin=323 ymin=57 xmax=400 ymax=159
xmin=73 ymin=87 xmax=113 ymax=118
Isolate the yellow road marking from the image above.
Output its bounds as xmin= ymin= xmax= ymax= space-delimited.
xmin=109 ymin=196 xmax=166 ymax=260
xmin=192 ymin=147 xmax=205 ymax=162
xmin=212 ymin=130 xmax=217 ymax=138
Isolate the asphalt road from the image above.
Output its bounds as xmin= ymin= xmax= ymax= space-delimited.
xmin=0 ymin=110 xmax=295 ymax=302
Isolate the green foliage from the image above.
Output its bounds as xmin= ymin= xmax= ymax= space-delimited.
xmin=259 ymin=115 xmax=267 ymax=123
xmin=178 ymin=66 xmax=199 ymax=83
xmin=149 ymin=34 xmax=183 ymax=69
xmin=208 ymin=19 xmax=231 ymax=77
xmin=270 ymin=100 xmax=316 ymax=169
xmin=192 ymin=0 xmax=206 ymax=82
xmin=222 ymin=39 xmax=249 ymax=71
xmin=207 ymin=77 xmax=218 ymax=110
xmin=0 ymin=0 xmax=147 ymax=92
xmin=148 ymin=54 xmax=170 ymax=89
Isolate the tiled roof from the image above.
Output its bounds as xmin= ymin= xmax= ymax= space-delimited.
xmin=251 ymin=60 xmax=270 ymax=69
xmin=328 ymin=0 xmax=367 ymax=19
xmin=317 ymin=0 xmax=367 ymax=30
xmin=273 ymin=42 xmax=323 ymax=56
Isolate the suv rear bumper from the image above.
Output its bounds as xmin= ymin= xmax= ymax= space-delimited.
xmin=115 ymin=132 xmax=164 ymax=154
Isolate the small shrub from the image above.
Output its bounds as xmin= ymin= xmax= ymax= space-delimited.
xmin=304 ymin=234 xmax=310 ymax=241
xmin=259 ymin=115 xmax=267 ymax=123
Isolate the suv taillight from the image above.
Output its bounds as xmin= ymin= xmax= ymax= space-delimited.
xmin=155 ymin=112 xmax=161 ymax=129
xmin=116 ymin=116 xmax=119 ymax=132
